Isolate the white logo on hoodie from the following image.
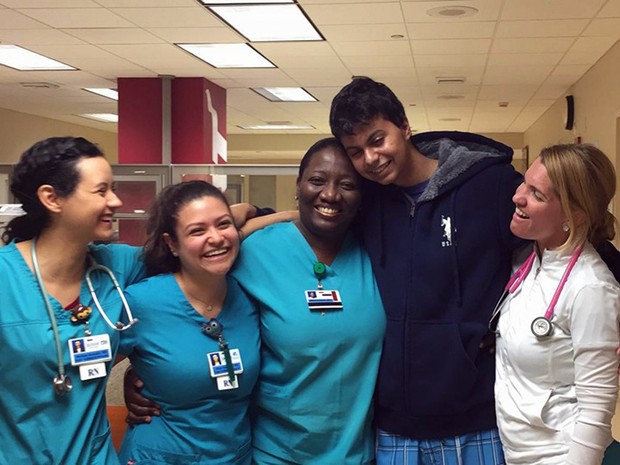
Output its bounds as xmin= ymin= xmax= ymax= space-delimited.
xmin=441 ymin=215 xmax=452 ymax=247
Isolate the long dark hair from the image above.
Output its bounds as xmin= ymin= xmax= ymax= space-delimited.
xmin=3 ymin=137 xmax=103 ymax=244
xmin=143 ymin=180 xmax=231 ymax=276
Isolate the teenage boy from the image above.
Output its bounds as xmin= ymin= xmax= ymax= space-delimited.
xmin=330 ymin=77 xmax=524 ymax=465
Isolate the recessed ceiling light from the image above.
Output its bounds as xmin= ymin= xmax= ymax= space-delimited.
xmin=200 ymin=0 xmax=294 ymax=3
xmin=427 ymin=6 xmax=479 ymax=18
xmin=207 ymin=4 xmax=322 ymax=42
xmin=83 ymin=88 xmax=118 ymax=101
xmin=78 ymin=113 xmax=118 ymax=123
xmin=439 ymin=118 xmax=462 ymax=122
xmin=177 ymin=43 xmax=275 ymax=68
xmin=391 ymin=34 xmax=405 ymax=39
xmin=0 ymin=45 xmax=75 ymax=71
xmin=238 ymin=124 xmax=315 ymax=130
xmin=252 ymin=87 xmax=317 ymax=102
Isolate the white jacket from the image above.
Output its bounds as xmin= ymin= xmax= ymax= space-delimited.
xmin=495 ymin=243 xmax=620 ymax=465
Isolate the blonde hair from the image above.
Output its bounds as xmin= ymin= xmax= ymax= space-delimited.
xmin=539 ymin=143 xmax=617 ymax=251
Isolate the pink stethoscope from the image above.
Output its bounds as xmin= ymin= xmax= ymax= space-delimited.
xmin=489 ymin=244 xmax=583 ymax=338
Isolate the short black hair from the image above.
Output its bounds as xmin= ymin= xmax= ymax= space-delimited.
xmin=329 ymin=77 xmax=407 ymax=139
xmin=298 ymin=137 xmax=347 ymax=180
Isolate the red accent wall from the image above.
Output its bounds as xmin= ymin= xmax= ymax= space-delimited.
xmin=171 ymin=78 xmax=227 ymax=164
xmin=118 ymin=78 xmax=163 ymax=164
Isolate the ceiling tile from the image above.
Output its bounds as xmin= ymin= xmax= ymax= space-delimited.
xmin=17 ymin=7 xmax=135 ymax=28
xmin=415 ymin=54 xmax=487 ymax=67
xmin=501 ymin=0 xmax=606 ymax=20
xmin=598 ymin=0 xmax=620 ymax=18
xmin=406 ymin=22 xmax=495 ymax=39
xmin=0 ymin=28 xmax=85 ymax=44
xmin=62 ymin=28 xmax=165 ymax=44
xmin=341 ymin=54 xmax=414 ymax=68
xmin=483 ymin=65 xmax=554 ymax=86
xmin=495 ymin=19 xmax=588 ymax=38
xmin=487 ymin=53 xmax=563 ymax=66
xmin=582 ymin=18 xmax=620 ymax=37
xmin=147 ymin=27 xmax=243 ymax=43
xmin=560 ymin=36 xmax=619 ymax=64
xmin=491 ymin=37 xmax=574 ymax=54
xmin=304 ymin=2 xmax=403 ymax=25
xmin=331 ymin=40 xmax=410 ymax=56
xmin=0 ymin=8 xmax=49 ymax=28
xmin=1 ymin=0 xmax=99 ymax=6
xmin=411 ymin=38 xmax=491 ymax=54
xmin=320 ymin=23 xmax=406 ymax=41
xmin=110 ymin=7 xmax=220 ymax=28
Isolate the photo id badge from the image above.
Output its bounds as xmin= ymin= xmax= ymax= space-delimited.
xmin=305 ymin=289 xmax=343 ymax=312
xmin=207 ymin=348 xmax=244 ymax=378
xmin=68 ymin=334 xmax=112 ymax=366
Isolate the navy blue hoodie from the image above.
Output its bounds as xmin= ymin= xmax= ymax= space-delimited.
xmin=360 ymin=131 xmax=525 ymax=439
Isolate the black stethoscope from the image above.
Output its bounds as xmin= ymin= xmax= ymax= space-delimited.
xmin=31 ymin=238 xmax=139 ymax=396
xmin=489 ymin=245 xmax=583 ymax=338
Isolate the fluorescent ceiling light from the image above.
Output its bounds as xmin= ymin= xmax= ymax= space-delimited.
xmin=78 ymin=113 xmax=118 ymax=123
xmin=83 ymin=88 xmax=118 ymax=101
xmin=0 ymin=45 xmax=75 ymax=71
xmin=201 ymin=0 xmax=293 ymax=3
xmin=208 ymin=4 xmax=322 ymax=42
xmin=253 ymin=87 xmax=317 ymax=102
xmin=238 ymin=124 xmax=314 ymax=130
xmin=178 ymin=43 xmax=274 ymax=68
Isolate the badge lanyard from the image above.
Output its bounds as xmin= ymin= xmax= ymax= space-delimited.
xmin=304 ymin=262 xmax=343 ymax=313
xmin=202 ymin=319 xmax=236 ymax=383
xmin=488 ymin=245 xmax=583 ymax=338
xmin=31 ymin=237 xmax=138 ymax=396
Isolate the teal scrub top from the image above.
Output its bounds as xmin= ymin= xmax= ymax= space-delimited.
xmin=233 ymin=222 xmax=386 ymax=465
xmin=118 ymin=274 xmax=260 ymax=465
xmin=0 ymin=241 xmax=144 ymax=465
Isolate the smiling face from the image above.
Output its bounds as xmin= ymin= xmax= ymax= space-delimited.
xmin=510 ymin=157 xmax=569 ymax=250
xmin=57 ymin=156 xmax=122 ymax=243
xmin=339 ymin=116 xmax=413 ymax=186
xmin=165 ymin=195 xmax=239 ymax=277
xmin=296 ymin=146 xmax=361 ymax=243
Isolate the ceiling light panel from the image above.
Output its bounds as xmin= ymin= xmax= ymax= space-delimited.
xmin=208 ymin=4 xmax=322 ymax=42
xmin=178 ymin=43 xmax=275 ymax=68
xmin=83 ymin=88 xmax=119 ymax=100
xmin=78 ymin=113 xmax=118 ymax=123
xmin=239 ymin=124 xmax=314 ymax=130
xmin=253 ymin=87 xmax=317 ymax=102
xmin=0 ymin=45 xmax=76 ymax=71
xmin=201 ymin=0 xmax=294 ymax=3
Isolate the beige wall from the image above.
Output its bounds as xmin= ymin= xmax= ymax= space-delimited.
xmin=0 ymin=107 xmax=118 ymax=164
xmin=524 ymin=39 xmax=620 ymax=224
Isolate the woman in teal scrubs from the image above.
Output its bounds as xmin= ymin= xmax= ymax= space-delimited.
xmin=118 ymin=181 xmax=260 ymax=465
xmin=0 ymin=137 xmax=144 ymax=464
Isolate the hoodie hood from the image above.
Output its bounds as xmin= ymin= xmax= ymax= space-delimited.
xmin=412 ymin=131 xmax=514 ymax=202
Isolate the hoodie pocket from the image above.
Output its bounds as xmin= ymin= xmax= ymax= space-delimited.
xmin=405 ymin=321 xmax=482 ymax=416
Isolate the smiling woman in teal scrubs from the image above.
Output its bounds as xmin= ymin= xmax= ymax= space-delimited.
xmin=232 ymin=137 xmax=386 ymax=464
xmin=0 ymin=137 xmax=145 ymax=464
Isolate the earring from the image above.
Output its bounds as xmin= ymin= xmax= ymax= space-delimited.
xmin=294 ymin=194 xmax=298 ymax=200
xmin=170 ymin=249 xmax=178 ymax=257
xmin=562 ymin=223 xmax=570 ymax=232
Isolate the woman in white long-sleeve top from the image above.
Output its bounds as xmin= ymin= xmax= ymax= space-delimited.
xmin=491 ymin=143 xmax=620 ymax=465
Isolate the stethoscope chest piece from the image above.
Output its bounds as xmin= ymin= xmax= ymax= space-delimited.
xmin=531 ymin=316 xmax=553 ymax=338
xmin=53 ymin=373 xmax=73 ymax=396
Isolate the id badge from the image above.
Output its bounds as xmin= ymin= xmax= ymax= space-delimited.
xmin=68 ymin=334 xmax=112 ymax=366
xmin=305 ymin=289 xmax=343 ymax=312
xmin=207 ymin=348 xmax=244 ymax=378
